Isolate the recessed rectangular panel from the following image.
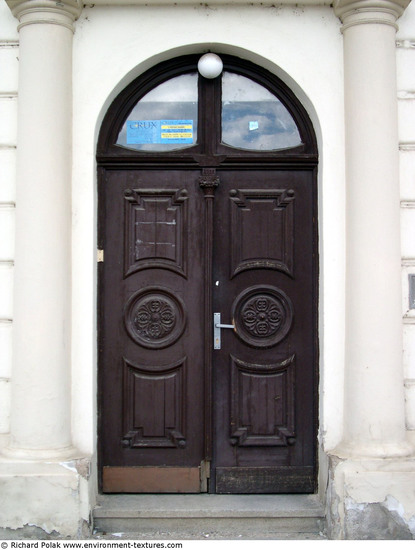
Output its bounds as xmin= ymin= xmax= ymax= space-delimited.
xmin=122 ymin=357 xmax=186 ymax=448
xmin=124 ymin=188 xmax=188 ymax=278
xmin=230 ymin=355 xmax=295 ymax=447
xmin=230 ymin=189 xmax=294 ymax=278
xmin=103 ymin=466 xmax=200 ymax=493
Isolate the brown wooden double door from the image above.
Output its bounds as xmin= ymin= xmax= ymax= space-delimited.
xmin=99 ymin=165 xmax=317 ymax=494
xmin=98 ymin=55 xmax=318 ymax=494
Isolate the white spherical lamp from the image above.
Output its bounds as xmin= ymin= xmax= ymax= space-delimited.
xmin=198 ymin=53 xmax=223 ymax=79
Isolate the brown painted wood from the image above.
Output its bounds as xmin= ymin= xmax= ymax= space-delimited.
xmin=98 ymin=55 xmax=318 ymax=494
xmin=103 ymin=467 xmax=201 ymax=493
xmin=99 ymin=170 xmax=206 ymax=492
xmin=199 ymin=167 xmax=220 ymax=461
xmin=212 ymin=168 xmax=317 ymax=493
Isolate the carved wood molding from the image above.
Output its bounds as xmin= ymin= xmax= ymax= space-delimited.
xmin=199 ymin=168 xmax=219 ymax=199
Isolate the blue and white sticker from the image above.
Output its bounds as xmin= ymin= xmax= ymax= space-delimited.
xmin=127 ymin=120 xmax=193 ymax=144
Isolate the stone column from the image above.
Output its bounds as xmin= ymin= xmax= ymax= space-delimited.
xmin=4 ymin=0 xmax=82 ymax=458
xmin=334 ymin=0 xmax=412 ymax=457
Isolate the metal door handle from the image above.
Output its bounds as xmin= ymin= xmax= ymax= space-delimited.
xmin=214 ymin=312 xmax=235 ymax=349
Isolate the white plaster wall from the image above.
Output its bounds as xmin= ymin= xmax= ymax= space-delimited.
xmin=71 ymin=3 xmax=346 ymax=458
xmin=0 ymin=0 xmax=18 ymax=435
xmin=397 ymin=0 xmax=415 ymax=437
xmin=2 ymin=0 xmax=410 ymax=471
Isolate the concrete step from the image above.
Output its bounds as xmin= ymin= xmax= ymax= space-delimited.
xmin=93 ymin=494 xmax=327 ymax=540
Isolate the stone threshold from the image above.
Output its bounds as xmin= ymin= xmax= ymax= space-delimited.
xmin=94 ymin=493 xmax=325 ymax=519
xmin=93 ymin=494 xmax=327 ymax=539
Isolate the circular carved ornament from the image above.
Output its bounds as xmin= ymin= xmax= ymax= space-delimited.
xmin=124 ymin=287 xmax=186 ymax=349
xmin=232 ymin=285 xmax=293 ymax=348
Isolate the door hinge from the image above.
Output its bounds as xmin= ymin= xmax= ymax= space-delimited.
xmin=97 ymin=249 xmax=104 ymax=263
xmin=200 ymin=460 xmax=211 ymax=493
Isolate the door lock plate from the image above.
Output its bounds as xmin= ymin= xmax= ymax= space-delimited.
xmin=214 ymin=312 xmax=235 ymax=349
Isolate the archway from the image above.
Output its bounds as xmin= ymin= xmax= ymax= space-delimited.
xmin=97 ymin=54 xmax=319 ymax=494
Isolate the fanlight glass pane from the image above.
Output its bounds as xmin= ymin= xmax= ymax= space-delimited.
xmin=117 ymin=73 xmax=198 ymax=152
xmin=222 ymin=72 xmax=302 ymax=151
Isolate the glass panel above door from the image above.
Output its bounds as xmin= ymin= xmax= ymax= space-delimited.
xmin=221 ymin=72 xmax=302 ymax=151
xmin=116 ymin=73 xmax=198 ymax=152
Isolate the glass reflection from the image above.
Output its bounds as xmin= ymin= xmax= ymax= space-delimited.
xmin=117 ymin=73 xmax=198 ymax=152
xmin=222 ymin=72 xmax=302 ymax=151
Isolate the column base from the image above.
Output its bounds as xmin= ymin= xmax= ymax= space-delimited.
xmin=327 ymin=452 xmax=415 ymax=539
xmin=0 ymin=438 xmax=95 ymax=538
xmin=333 ymin=439 xmax=414 ymax=459
xmin=1 ymin=445 xmax=82 ymax=461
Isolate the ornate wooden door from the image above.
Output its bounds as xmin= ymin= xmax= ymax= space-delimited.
xmin=99 ymin=169 xmax=207 ymax=492
xmin=212 ymin=169 xmax=317 ymax=493
xmin=98 ymin=55 xmax=318 ymax=494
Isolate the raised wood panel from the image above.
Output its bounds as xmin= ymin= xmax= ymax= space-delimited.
xmin=229 ymin=188 xmax=294 ymax=278
xmin=122 ymin=357 xmax=186 ymax=448
xmin=230 ymin=354 xmax=295 ymax=447
xmin=124 ymin=188 xmax=188 ymax=278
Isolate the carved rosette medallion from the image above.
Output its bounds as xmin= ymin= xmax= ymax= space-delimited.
xmin=233 ymin=285 xmax=293 ymax=348
xmin=124 ymin=287 xmax=186 ymax=349
xmin=135 ymin=299 xmax=175 ymax=339
xmin=242 ymin=296 xmax=283 ymax=337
